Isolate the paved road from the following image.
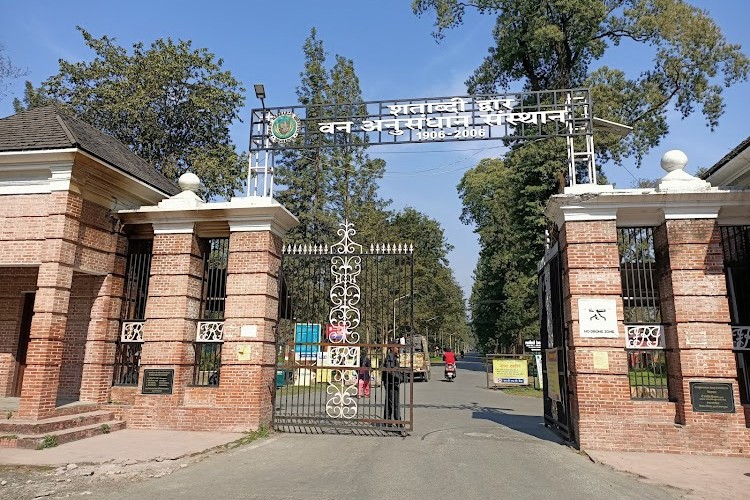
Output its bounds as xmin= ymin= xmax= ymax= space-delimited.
xmin=100 ymin=354 xmax=684 ymax=500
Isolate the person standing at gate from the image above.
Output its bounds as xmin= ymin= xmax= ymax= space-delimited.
xmin=383 ymin=341 xmax=402 ymax=425
xmin=358 ymin=348 xmax=371 ymax=398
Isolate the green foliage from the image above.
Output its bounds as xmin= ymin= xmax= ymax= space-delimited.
xmin=100 ymin=423 xmax=111 ymax=434
xmin=417 ymin=0 xmax=749 ymax=352
xmin=391 ymin=208 xmax=471 ymax=348
xmin=415 ymin=0 xmax=749 ymax=165
xmin=229 ymin=427 xmax=269 ymax=449
xmin=37 ymin=435 xmax=59 ymax=449
xmin=14 ymin=27 xmax=246 ymax=199
xmin=276 ymin=29 xmax=388 ymax=246
xmin=277 ymin=29 xmax=469 ymax=346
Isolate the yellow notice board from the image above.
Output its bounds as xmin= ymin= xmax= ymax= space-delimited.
xmin=492 ymin=359 xmax=528 ymax=386
xmin=546 ymin=349 xmax=561 ymax=402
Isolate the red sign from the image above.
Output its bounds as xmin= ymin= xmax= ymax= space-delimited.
xmin=326 ymin=324 xmax=347 ymax=342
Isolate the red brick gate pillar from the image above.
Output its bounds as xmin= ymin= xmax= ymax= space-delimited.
xmin=133 ymin=223 xmax=203 ymax=423
xmin=559 ymin=216 xmax=630 ymax=449
xmin=220 ymin=225 xmax=283 ymax=429
xmin=18 ymin=189 xmax=82 ymax=419
xmin=658 ymin=213 xmax=746 ymax=443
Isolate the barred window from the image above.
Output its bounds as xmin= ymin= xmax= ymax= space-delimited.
xmin=618 ymin=227 xmax=668 ymax=400
xmin=192 ymin=238 xmax=229 ymax=386
xmin=113 ymin=240 xmax=152 ymax=386
xmin=719 ymin=226 xmax=750 ymax=404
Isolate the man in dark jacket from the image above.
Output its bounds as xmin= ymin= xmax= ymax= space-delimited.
xmin=383 ymin=342 xmax=401 ymax=424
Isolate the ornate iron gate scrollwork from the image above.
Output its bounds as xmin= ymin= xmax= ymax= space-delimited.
xmin=274 ymin=221 xmax=415 ymax=434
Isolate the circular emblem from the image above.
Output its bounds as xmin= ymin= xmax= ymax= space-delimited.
xmin=268 ymin=112 xmax=301 ymax=144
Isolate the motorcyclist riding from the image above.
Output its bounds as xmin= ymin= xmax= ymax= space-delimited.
xmin=443 ymin=347 xmax=456 ymax=378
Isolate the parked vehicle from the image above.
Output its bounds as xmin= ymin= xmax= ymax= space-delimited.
xmin=399 ymin=334 xmax=431 ymax=382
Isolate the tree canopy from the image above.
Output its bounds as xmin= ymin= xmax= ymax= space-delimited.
xmin=277 ymin=29 xmax=470 ymax=349
xmin=276 ymin=29 xmax=388 ymax=246
xmin=414 ymin=0 xmax=749 ymax=352
xmin=14 ymin=27 xmax=246 ymax=199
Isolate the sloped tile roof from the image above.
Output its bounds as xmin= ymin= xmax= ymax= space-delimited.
xmin=0 ymin=106 xmax=179 ymax=195
xmin=700 ymin=134 xmax=750 ymax=180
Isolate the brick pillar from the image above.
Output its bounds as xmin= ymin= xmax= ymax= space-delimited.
xmin=78 ymin=233 xmax=128 ymax=403
xmin=221 ymin=229 xmax=282 ymax=429
xmin=659 ymin=217 xmax=744 ymax=433
xmin=139 ymin=225 xmax=203 ymax=408
xmin=18 ymin=190 xmax=82 ymax=419
xmin=560 ymin=218 xmax=629 ymax=448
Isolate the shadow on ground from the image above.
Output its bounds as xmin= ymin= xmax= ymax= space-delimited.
xmin=413 ymin=402 xmax=564 ymax=443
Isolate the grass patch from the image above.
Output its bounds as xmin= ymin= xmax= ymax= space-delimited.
xmin=100 ymin=423 xmax=111 ymax=434
xmin=498 ymin=386 xmax=543 ymax=398
xmin=628 ymin=370 xmax=666 ymax=386
xmin=36 ymin=435 xmax=59 ymax=450
xmin=228 ymin=427 xmax=269 ymax=449
xmin=1 ymin=434 xmax=18 ymax=440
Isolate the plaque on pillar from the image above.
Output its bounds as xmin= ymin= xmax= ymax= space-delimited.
xmin=142 ymin=369 xmax=174 ymax=395
xmin=689 ymin=382 xmax=735 ymax=413
xmin=578 ymin=299 xmax=619 ymax=338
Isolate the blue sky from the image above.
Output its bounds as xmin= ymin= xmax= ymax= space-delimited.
xmin=1 ymin=0 xmax=749 ymax=298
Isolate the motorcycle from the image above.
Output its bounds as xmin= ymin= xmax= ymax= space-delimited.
xmin=445 ymin=363 xmax=456 ymax=382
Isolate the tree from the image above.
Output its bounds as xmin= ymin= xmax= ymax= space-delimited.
xmin=14 ymin=27 xmax=246 ymax=199
xmin=416 ymin=0 xmax=749 ymax=350
xmin=0 ymin=44 xmax=27 ymax=103
xmin=415 ymin=0 xmax=749 ymax=163
xmin=392 ymin=208 xmax=471 ymax=349
xmin=275 ymin=29 xmax=387 ymax=245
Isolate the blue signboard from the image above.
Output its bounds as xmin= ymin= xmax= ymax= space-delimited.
xmin=294 ymin=323 xmax=321 ymax=359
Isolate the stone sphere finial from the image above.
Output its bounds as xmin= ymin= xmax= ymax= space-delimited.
xmin=660 ymin=150 xmax=688 ymax=173
xmin=178 ymin=171 xmax=201 ymax=193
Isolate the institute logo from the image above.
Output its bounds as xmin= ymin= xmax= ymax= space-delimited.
xmin=267 ymin=111 xmax=301 ymax=144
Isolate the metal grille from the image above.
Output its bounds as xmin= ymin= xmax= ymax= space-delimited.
xmin=201 ymin=238 xmax=229 ymax=320
xmin=617 ymin=227 xmax=660 ymax=323
xmin=112 ymin=342 xmax=142 ymax=386
xmin=617 ymin=227 xmax=668 ymax=400
xmin=719 ymin=225 xmax=750 ymax=403
xmin=192 ymin=238 xmax=229 ymax=386
xmin=193 ymin=343 xmax=222 ymax=386
xmin=121 ymin=240 xmax=153 ymax=320
xmin=275 ymin=223 xmax=415 ymax=434
xmin=113 ymin=239 xmax=152 ymax=386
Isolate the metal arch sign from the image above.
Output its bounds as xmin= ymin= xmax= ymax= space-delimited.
xmin=249 ymin=88 xmax=593 ymax=151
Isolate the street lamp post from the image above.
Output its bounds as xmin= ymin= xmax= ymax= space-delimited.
xmin=392 ymin=294 xmax=409 ymax=341
xmin=424 ymin=315 xmax=438 ymax=350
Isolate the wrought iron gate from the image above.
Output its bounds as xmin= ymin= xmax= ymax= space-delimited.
xmin=274 ymin=222 xmax=415 ymax=434
xmin=538 ymin=243 xmax=572 ymax=440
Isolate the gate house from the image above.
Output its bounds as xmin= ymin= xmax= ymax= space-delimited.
xmin=0 ymin=107 xmax=297 ymax=446
xmin=543 ymin=148 xmax=750 ymax=456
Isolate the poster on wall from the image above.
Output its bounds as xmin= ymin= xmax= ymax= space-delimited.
xmin=545 ymin=349 xmax=561 ymax=402
xmin=578 ymin=298 xmax=619 ymax=338
xmin=492 ymin=359 xmax=529 ymax=385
